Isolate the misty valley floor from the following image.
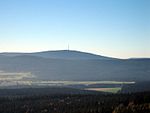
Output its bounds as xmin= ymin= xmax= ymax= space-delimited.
xmin=0 ymin=88 xmax=150 ymax=113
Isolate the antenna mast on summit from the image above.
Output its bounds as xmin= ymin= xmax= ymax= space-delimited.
xmin=68 ymin=44 xmax=70 ymax=51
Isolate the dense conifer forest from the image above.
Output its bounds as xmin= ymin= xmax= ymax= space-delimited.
xmin=0 ymin=88 xmax=150 ymax=113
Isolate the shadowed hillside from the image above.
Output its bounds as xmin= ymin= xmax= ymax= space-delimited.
xmin=0 ymin=50 xmax=149 ymax=81
xmin=0 ymin=50 xmax=113 ymax=60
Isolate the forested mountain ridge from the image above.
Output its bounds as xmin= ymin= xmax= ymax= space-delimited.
xmin=0 ymin=50 xmax=149 ymax=81
xmin=0 ymin=50 xmax=113 ymax=60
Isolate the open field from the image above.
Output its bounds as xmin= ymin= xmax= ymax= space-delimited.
xmin=0 ymin=80 xmax=134 ymax=88
xmin=85 ymin=87 xmax=121 ymax=93
xmin=33 ymin=80 xmax=135 ymax=85
xmin=0 ymin=71 xmax=35 ymax=81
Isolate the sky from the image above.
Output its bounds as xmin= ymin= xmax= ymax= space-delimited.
xmin=0 ymin=0 xmax=149 ymax=58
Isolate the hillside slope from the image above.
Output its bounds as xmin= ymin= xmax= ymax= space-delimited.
xmin=0 ymin=50 xmax=113 ymax=60
xmin=0 ymin=50 xmax=149 ymax=81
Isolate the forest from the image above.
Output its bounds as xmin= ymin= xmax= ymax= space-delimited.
xmin=0 ymin=88 xmax=150 ymax=113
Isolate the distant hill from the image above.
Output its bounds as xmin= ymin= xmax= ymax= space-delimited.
xmin=0 ymin=50 xmax=114 ymax=60
xmin=0 ymin=50 xmax=149 ymax=81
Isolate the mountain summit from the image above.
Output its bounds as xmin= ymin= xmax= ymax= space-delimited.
xmin=0 ymin=50 xmax=114 ymax=60
xmin=31 ymin=50 xmax=113 ymax=60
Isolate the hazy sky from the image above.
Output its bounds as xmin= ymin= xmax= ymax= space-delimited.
xmin=0 ymin=0 xmax=149 ymax=58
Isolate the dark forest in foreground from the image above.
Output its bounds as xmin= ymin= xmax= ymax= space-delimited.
xmin=0 ymin=88 xmax=150 ymax=113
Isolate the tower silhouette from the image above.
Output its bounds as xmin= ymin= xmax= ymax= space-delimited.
xmin=68 ymin=44 xmax=69 ymax=51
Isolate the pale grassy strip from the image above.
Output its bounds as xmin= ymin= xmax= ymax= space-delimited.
xmin=34 ymin=81 xmax=135 ymax=85
xmin=85 ymin=87 xmax=121 ymax=93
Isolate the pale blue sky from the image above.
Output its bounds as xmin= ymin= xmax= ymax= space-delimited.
xmin=0 ymin=0 xmax=149 ymax=58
